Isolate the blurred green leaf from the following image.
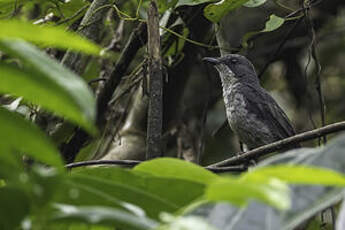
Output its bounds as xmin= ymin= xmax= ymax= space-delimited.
xmin=205 ymin=177 xmax=290 ymax=210
xmin=0 ymin=187 xmax=30 ymax=230
xmin=244 ymin=165 xmax=345 ymax=186
xmin=0 ymin=150 xmax=24 ymax=181
xmin=176 ymin=0 xmax=216 ymax=7
xmin=243 ymin=0 xmax=266 ymax=7
xmin=73 ymin=167 xmax=204 ymax=207
xmin=0 ymin=40 xmax=97 ymax=134
xmin=0 ymin=107 xmax=63 ymax=168
xmin=158 ymin=0 xmax=179 ymax=12
xmin=158 ymin=213 xmax=218 ymax=230
xmin=204 ymin=0 xmax=250 ymax=23
xmin=242 ymin=14 xmax=284 ymax=48
xmin=52 ymin=204 xmax=158 ymax=230
xmin=56 ymin=167 xmax=193 ymax=219
xmin=133 ymin=158 xmax=218 ymax=185
xmin=29 ymin=166 xmax=63 ymax=208
xmin=0 ymin=20 xmax=101 ymax=55
xmin=0 ymin=0 xmax=16 ymax=19
xmin=52 ymin=0 xmax=88 ymax=19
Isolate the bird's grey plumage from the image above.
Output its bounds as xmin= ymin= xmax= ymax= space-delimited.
xmin=203 ymin=54 xmax=299 ymax=150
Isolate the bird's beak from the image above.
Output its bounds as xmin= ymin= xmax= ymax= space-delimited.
xmin=202 ymin=57 xmax=221 ymax=65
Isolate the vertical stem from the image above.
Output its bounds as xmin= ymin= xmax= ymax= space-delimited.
xmin=304 ymin=1 xmax=327 ymax=145
xmin=146 ymin=0 xmax=163 ymax=159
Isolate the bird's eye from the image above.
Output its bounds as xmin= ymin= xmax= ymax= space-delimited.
xmin=230 ymin=58 xmax=238 ymax=64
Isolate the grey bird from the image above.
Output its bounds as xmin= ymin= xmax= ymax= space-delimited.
xmin=203 ymin=54 xmax=300 ymax=150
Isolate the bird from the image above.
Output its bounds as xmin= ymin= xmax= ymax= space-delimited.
xmin=203 ymin=54 xmax=300 ymax=151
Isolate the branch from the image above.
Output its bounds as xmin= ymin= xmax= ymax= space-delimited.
xmin=66 ymin=159 xmax=141 ymax=169
xmin=96 ymin=22 xmax=147 ymax=126
xmin=305 ymin=1 xmax=326 ymax=145
xmin=65 ymin=159 xmax=247 ymax=173
xmin=146 ymin=0 xmax=163 ymax=159
xmin=208 ymin=121 xmax=345 ymax=167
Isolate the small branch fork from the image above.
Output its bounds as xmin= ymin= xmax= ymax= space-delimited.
xmin=66 ymin=121 xmax=345 ymax=173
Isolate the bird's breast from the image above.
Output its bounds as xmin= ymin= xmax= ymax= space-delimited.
xmin=223 ymin=84 xmax=246 ymax=118
xmin=222 ymin=84 xmax=272 ymax=149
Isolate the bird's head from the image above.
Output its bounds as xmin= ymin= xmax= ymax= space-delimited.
xmin=203 ymin=54 xmax=258 ymax=84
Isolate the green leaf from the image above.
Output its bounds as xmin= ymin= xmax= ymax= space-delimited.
xmin=176 ymin=0 xmax=216 ymax=7
xmin=52 ymin=204 xmax=158 ymax=230
xmin=29 ymin=166 xmax=63 ymax=207
xmin=52 ymin=0 xmax=88 ymax=19
xmin=205 ymin=177 xmax=290 ymax=210
xmin=0 ymin=20 xmax=101 ymax=55
xmin=204 ymin=0 xmax=250 ymax=23
xmin=56 ymin=167 xmax=200 ymax=219
xmin=261 ymin=14 xmax=285 ymax=32
xmin=0 ymin=107 xmax=63 ymax=168
xmin=0 ymin=0 xmax=16 ymax=19
xmin=75 ymin=167 xmax=204 ymax=207
xmin=242 ymin=14 xmax=284 ymax=48
xmin=0 ymin=40 xmax=97 ymax=134
xmin=133 ymin=158 xmax=218 ymax=185
xmin=0 ymin=187 xmax=31 ymax=230
xmin=158 ymin=0 xmax=179 ymax=12
xmin=244 ymin=165 xmax=345 ymax=186
xmin=158 ymin=213 xmax=218 ymax=230
xmin=243 ymin=0 xmax=266 ymax=7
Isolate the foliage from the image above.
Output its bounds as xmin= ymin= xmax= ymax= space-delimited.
xmin=1 ymin=0 xmax=345 ymax=229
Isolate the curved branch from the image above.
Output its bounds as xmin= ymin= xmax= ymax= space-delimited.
xmin=65 ymin=159 xmax=246 ymax=173
xmin=66 ymin=159 xmax=141 ymax=169
xmin=208 ymin=121 xmax=345 ymax=167
xmin=65 ymin=121 xmax=345 ymax=172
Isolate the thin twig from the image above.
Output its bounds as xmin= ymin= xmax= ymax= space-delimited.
xmin=208 ymin=121 xmax=345 ymax=167
xmin=305 ymin=1 xmax=326 ymax=145
xmin=65 ymin=121 xmax=345 ymax=172
xmin=65 ymin=159 xmax=247 ymax=173
xmin=66 ymin=159 xmax=141 ymax=169
xmin=88 ymin=77 xmax=107 ymax=85
xmin=205 ymin=165 xmax=247 ymax=173
xmin=56 ymin=4 xmax=89 ymax=25
xmin=96 ymin=22 xmax=147 ymax=126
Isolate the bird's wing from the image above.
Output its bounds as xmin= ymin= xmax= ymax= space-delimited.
xmin=244 ymin=84 xmax=296 ymax=139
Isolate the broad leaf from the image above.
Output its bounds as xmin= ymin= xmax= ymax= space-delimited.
xmin=56 ymin=167 xmax=205 ymax=219
xmin=158 ymin=213 xmax=218 ymax=230
xmin=133 ymin=158 xmax=218 ymax=185
xmin=204 ymin=0 xmax=251 ymax=23
xmin=0 ymin=40 xmax=97 ymax=134
xmin=176 ymin=0 xmax=217 ymax=7
xmin=0 ymin=107 xmax=63 ymax=168
xmin=52 ymin=204 xmax=158 ymax=230
xmin=243 ymin=165 xmax=345 ymax=186
xmin=0 ymin=187 xmax=30 ymax=230
xmin=0 ymin=20 xmax=101 ymax=55
xmin=186 ymin=202 xmax=280 ymax=230
xmin=158 ymin=0 xmax=179 ymax=12
xmin=243 ymin=0 xmax=266 ymax=7
xmin=205 ymin=177 xmax=290 ymax=210
xmin=242 ymin=14 xmax=284 ymax=48
xmin=189 ymin=134 xmax=345 ymax=230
